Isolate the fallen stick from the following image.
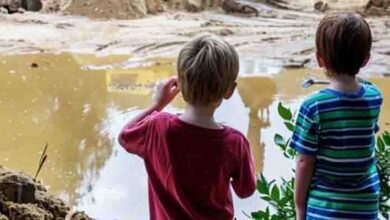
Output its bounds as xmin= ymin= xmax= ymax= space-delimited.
xmin=302 ymin=78 xmax=329 ymax=88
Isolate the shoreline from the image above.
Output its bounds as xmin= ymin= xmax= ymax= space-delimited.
xmin=0 ymin=9 xmax=389 ymax=75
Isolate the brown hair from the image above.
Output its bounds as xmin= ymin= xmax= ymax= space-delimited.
xmin=177 ymin=34 xmax=239 ymax=105
xmin=315 ymin=12 xmax=372 ymax=76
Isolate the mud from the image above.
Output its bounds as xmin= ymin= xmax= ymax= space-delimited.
xmin=0 ymin=166 xmax=90 ymax=220
xmin=0 ymin=1 xmax=390 ymax=75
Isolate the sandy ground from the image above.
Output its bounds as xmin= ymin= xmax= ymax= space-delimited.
xmin=0 ymin=1 xmax=390 ymax=75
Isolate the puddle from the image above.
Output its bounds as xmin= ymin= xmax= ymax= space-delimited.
xmin=0 ymin=54 xmax=389 ymax=219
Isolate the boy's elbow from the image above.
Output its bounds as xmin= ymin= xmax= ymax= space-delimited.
xmin=236 ymin=190 xmax=254 ymax=199
xmin=295 ymin=196 xmax=307 ymax=210
xmin=118 ymin=130 xmax=128 ymax=148
xmin=234 ymin=180 xmax=256 ymax=199
xmin=118 ymin=132 xmax=124 ymax=146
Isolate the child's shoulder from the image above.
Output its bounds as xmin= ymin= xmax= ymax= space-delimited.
xmin=362 ymin=81 xmax=383 ymax=98
xmin=223 ymin=125 xmax=250 ymax=146
xmin=145 ymin=111 xmax=177 ymax=125
xmin=300 ymin=90 xmax=333 ymax=110
xmin=151 ymin=111 xmax=176 ymax=120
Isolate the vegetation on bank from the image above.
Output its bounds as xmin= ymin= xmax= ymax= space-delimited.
xmin=251 ymin=102 xmax=390 ymax=220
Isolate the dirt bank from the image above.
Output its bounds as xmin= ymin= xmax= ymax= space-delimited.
xmin=0 ymin=166 xmax=91 ymax=220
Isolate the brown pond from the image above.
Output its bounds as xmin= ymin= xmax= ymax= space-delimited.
xmin=0 ymin=54 xmax=389 ymax=219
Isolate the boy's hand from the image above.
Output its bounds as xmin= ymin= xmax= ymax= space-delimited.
xmin=152 ymin=77 xmax=180 ymax=111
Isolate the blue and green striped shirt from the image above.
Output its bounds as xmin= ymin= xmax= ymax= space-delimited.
xmin=290 ymin=82 xmax=383 ymax=220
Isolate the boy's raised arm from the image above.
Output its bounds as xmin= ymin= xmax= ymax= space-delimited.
xmin=118 ymin=77 xmax=180 ymax=156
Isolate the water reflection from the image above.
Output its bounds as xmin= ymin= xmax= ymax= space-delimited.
xmin=237 ymin=77 xmax=276 ymax=172
xmin=0 ymin=54 xmax=116 ymax=205
xmin=0 ymin=54 xmax=389 ymax=219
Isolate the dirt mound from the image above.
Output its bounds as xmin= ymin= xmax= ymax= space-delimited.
xmin=0 ymin=166 xmax=91 ymax=220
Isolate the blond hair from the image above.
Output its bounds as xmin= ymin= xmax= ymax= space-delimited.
xmin=177 ymin=34 xmax=239 ymax=105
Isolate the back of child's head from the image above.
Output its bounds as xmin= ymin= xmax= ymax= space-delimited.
xmin=177 ymin=34 xmax=239 ymax=106
xmin=316 ymin=12 xmax=372 ymax=76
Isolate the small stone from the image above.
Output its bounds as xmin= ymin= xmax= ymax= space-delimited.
xmin=31 ymin=63 xmax=39 ymax=68
xmin=219 ymin=28 xmax=234 ymax=36
xmin=314 ymin=0 xmax=329 ymax=12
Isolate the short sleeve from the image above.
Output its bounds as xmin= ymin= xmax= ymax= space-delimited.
xmin=118 ymin=112 xmax=158 ymax=157
xmin=231 ymin=137 xmax=256 ymax=198
xmin=375 ymin=88 xmax=383 ymax=134
xmin=290 ymin=103 xmax=319 ymax=156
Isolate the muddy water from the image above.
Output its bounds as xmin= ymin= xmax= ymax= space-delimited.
xmin=0 ymin=54 xmax=389 ymax=219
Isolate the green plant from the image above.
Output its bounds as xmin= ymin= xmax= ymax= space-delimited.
xmin=251 ymin=175 xmax=295 ymax=220
xmin=251 ymin=102 xmax=390 ymax=220
xmin=377 ymin=131 xmax=390 ymax=219
xmin=34 ymin=143 xmax=48 ymax=181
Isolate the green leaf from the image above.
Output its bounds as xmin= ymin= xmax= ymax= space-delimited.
xmin=288 ymin=148 xmax=297 ymax=158
xmin=383 ymin=131 xmax=390 ymax=145
xmin=274 ymin=134 xmax=286 ymax=150
xmin=286 ymin=137 xmax=291 ymax=147
xmin=261 ymin=196 xmax=272 ymax=202
xmin=257 ymin=177 xmax=269 ymax=195
xmin=378 ymin=136 xmax=385 ymax=152
xmin=251 ymin=210 xmax=269 ymax=219
xmin=278 ymin=102 xmax=293 ymax=121
xmin=284 ymin=122 xmax=295 ymax=132
xmin=271 ymin=185 xmax=280 ymax=201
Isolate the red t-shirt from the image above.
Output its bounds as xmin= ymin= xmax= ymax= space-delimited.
xmin=119 ymin=112 xmax=256 ymax=220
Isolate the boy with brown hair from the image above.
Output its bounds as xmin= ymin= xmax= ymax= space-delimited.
xmin=291 ymin=12 xmax=383 ymax=220
xmin=119 ymin=34 xmax=256 ymax=220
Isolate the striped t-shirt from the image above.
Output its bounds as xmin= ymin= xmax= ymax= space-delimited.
xmin=290 ymin=82 xmax=383 ymax=220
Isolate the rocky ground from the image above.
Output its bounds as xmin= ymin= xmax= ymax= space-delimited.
xmin=0 ymin=166 xmax=91 ymax=220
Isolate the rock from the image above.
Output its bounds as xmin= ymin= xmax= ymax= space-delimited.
xmin=0 ymin=170 xmax=36 ymax=204
xmin=0 ymin=167 xmax=91 ymax=220
xmin=219 ymin=28 xmax=234 ymax=36
xmin=221 ymin=0 xmax=259 ymax=16
xmin=0 ymin=0 xmax=42 ymax=13
xmin=31 ymin=63 xmax=39 ymax=68
xmin=68 ymin=211 xmax=90 ymax=220
xmin=36 ymin=190 xmax=69 ymax=218
xmin=7 ymin=203 xmax=53 ymax=220
xmin=314 ymin=0 xmax=329 ymax=12
xmin=0 ymin=213 xmax=8 ymax=220
xmin=25 ymin=0 xmax=43 ymax=11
